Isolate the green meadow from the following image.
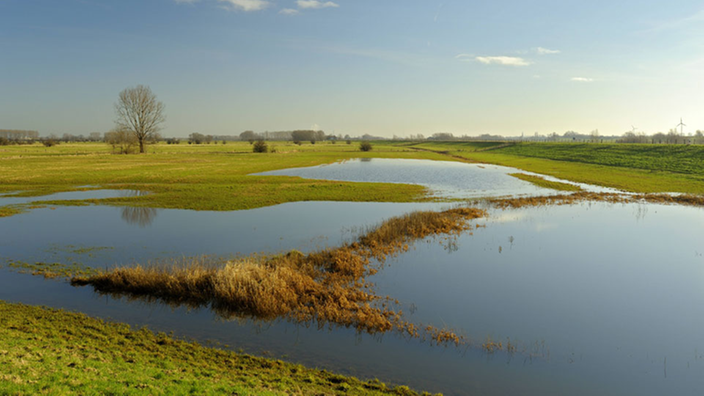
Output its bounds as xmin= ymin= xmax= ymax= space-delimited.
xmin=0 ymin=141 xmax=451 ymax=213
xmin=3 ymin=141 xmax=703 ymax=218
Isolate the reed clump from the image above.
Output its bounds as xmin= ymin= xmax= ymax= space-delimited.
xmin=73 ymin=207 xmax=486 ymax=344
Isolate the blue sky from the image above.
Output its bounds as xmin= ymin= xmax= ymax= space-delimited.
xmin=1 ymin=0 xmax=703 ymax=137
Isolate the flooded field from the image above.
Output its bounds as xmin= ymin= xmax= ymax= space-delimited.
xmin=255 ymin=158 xmax=618 ymax=198
xmin=2 ymin=159 xmax=703 ymax=395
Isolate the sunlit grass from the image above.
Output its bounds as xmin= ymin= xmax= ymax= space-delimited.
xmin=407 ymin=141 xmax=704 ymax=194
xmin=0 ymin=141 xmax=454 ymax=214
xmin=0 ymin=301 xmax=438 ymax=395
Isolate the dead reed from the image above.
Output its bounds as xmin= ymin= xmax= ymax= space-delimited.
xmin=488 ymin=191 xmax=704 ymax=210
xmin=73 ymin=207 xmax=486 ymax=345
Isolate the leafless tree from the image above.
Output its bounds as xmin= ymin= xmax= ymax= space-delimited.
xmin=114 ymin=85 xmax=165 ymax=153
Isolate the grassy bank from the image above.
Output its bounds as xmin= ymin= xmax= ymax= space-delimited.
xmin=406 ymin=142 xmax=704 ymax=194
xmin=0 ymin=141 xmax=451 ymax=214
xmin=0 ymin=301 xmax=435 ymax=395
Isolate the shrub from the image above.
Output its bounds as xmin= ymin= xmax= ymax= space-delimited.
xmin=253 ymin=140 xmax=268 ymax=153
xmin=359 ymin=141 xmax=373 ymax=152
xmin=42 ymin=139 xmax=58 ymax=147
xmin=346 ymin=139 xmax=352 ymax=145
xmin=0 ymin=137 xmax=9 ymax=146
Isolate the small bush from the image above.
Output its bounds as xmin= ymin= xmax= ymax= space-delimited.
xmin=253 ymin=140 xmax=268 ymax=153
xmin=346 ymin=140 xmax=352 ymax=145
xmin=42 ymin=139 xmax=58 ymax=147
xmin=359 ymin=141 xmax=373 ymax=152
xmin=0 ymin=137 xmax=9 ymax=146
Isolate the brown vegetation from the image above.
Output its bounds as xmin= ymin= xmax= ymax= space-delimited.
xmin=73 ymin=207 xmax=486 ymax=345
xmin=487 ymin=191 xmax=704 ymax=209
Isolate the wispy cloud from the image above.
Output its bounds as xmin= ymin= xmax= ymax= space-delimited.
xmin=475 ymin=56 xmax=532 ymax=66
xmin=296 ymin=0 xmax=339 ymax=9
xmin=535 ymin=47 xmax=560 ymax=55
xmin=434 ymin=3 xmax=444 ymax=23
xmin=643 ymin=8 xmax=704 ymax=33
xmin=571 ymin=77 xmax=594 ymax=82
xmin=279 ymin=8 xmax=300 ymax=15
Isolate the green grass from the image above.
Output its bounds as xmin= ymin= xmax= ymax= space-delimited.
xmin=0 ymin=301 xmax=436 ymax=395
xmin=509 ymin=173 xmax=582 ymax=192
xmin=0 ymin=141 xmax=454 ymax=214
xmin=0 ymin=260 xmax=101 ymax=279
xmin=405 ymin=141 xmax=704 ymax=194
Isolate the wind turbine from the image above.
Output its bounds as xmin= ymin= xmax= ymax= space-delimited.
xmin=677 ymin=118 xmax=686 ymax=135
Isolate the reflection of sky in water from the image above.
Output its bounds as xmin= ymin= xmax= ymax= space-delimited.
xmin=1 ymin=200 xmax=704 ymax=395
xmin=255 ymin=158 xmax=618 ymax=199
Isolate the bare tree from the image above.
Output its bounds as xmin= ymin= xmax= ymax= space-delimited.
xmin=114 ymin=85 xmax=165 ymax=153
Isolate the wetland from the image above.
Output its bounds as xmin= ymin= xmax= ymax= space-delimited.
xmin=2 ymin=143 xmax=704 ymax=395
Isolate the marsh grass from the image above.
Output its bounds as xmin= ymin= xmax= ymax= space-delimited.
xmin=487 ymin=191 xmax=704 ymax=209
xmin=1 ymin=260 xmax=101 ymax=279
xmin=0 ymin=205 xmax=23 ymax=217
xmin=73 ymin=207 xmax=486 ymax=346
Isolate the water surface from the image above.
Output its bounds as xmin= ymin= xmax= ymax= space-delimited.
xmin=255 ymin=158 xmax=618 ymax=198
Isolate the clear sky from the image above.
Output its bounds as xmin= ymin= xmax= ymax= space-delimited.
xmin=1 ymin=0 xmax=703 ymax=138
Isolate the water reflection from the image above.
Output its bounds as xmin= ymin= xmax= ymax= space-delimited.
xmin=255 ymin=158 xmax=620 ymax=199
xmin=120 ymin=207 xmax=158 ymax=227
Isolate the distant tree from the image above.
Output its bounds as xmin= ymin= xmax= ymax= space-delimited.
xmin=114 ymin=85 xmax=165 ymax=154
xmin=652 ymin=132 xmax=666 ymax=144
xmin=205 ymin=135 xmax=214 ymax=144
xmin=291 ymin=130 xmax=317 ymax=144
xmin=253 ymin=139 xmax=268 ymax=153
xmin=105 ymin=128 xmax=138 ymax=154
xmin=88 ymin=132 xmax=102 ymax=142
xmin=189 ymin=133 xmax=205 ymax=144
xmin=666 ymin=129 xmax=681 ymax=144
xmin=589 ymin=129 xmax=600 ymax=143
xmin=346 ymin=139 xmax=352 ymax=145
xmin=431 ymin=132 xmax=454 ymax=141
xmin=240 ymin=130 xmax=258 ymax=143
xmin=359 ymin=141 xmax=373 ymax=152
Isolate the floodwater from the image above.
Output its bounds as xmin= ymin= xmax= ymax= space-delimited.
xmin=255 ymin=158 xmax=618 ymax=198
xmin=1 ymin=159 xmax=703 ymax=395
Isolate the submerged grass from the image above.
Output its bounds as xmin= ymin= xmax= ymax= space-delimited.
xmin=0 ymin=206 xmax=24 ymax=217
xmin=509 ymin=173 xmax=582 ymax=192
xmin=2 ymin=260 xmax=101 ymax=279
xmin=0 ymin=301 xmax=438 ymax=395
xmin=73 ymin=207 xmax=487 ymax=346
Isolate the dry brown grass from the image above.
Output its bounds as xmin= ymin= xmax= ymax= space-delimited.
xmin=488 ymin=191 xmax=704 ymax=209
xmin=73 ymin=207 xmax=486 ymax=344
